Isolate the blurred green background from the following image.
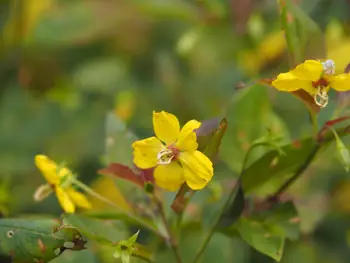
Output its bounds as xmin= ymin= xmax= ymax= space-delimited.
xmin=2 ymin=0 xmax=350 ymax=262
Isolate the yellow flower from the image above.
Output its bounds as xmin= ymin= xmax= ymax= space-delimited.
xmin=132 ymin=111 xmax=213 ymax=192
xmin=272 ymin=59 xmax=350 ymax=108
xmin=34 ymin=155 xmax=92 ymax=213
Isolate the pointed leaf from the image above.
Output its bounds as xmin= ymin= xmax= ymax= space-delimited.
xmin=202 ymin=118 xmax=228 ymax=161
xmin=241 ymin=137 xmax=317 ymax=194
xmin=255 ymin=201 xmax=300 ymax=241
xmin=195 ymin=117 xmax=223 ymax=152
xmin=217 ymin=181 xmax=245 ymax=228
xmin=0 ymin=218 xmax=85 ymax=263
xmin=125 ymin=230 xmax=139 ymax=246
xmin=236 ymin=217 xmax=285 ymax=261
xmin=278 ymin=0 xmax=325 ymax=65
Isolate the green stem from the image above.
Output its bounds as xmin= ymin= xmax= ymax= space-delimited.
xmin=153 ymin=195 xmax=183 ymax=263
xmin=192 ymin=142 xmax=264 ymax=263
xmin=269 ymin=144 xmax=321 ymax=200
xmin=309 ymin=111 xmax=319 ymax=137
xmin=72 ymin=179 xmax=164 ymax=240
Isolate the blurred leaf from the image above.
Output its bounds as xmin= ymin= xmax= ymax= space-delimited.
xmin=201 ymin=118 xmax=228 ymax=161
xmin=50 ymin=249 xmax=98 ymax=263
xmin=89 ymin=177 xmax=132 ymax=212
xmin=332 ymin=128 xmax=350 ymax=172
xmin=156 ymin=224 xmax=234 ymax=263
xmin=62 ymin=213 xmax=125 ymax=244
xmin=0 ymin=218 xmax=85 ymax=263
xmin=27 ymin=1 xmax=146 ymax=48
xmin=222 ymin=85 xmax=289 ymax=172
xmin=236 ymin=217 xmax=285 ymax=262
xmin=105 ymin=112 xmax=138 ymax=167
xmin=98 ymin=163 xmax=144 ymax=188
xmin=73 ymin=58 xmax=129 ymax=93
xmin=278 ymin=0 xmax=326 ymax=65
xmin=196 ymin=117 xmax=223 ymax=152
xmin=134 ymin=0 xmax=199 ymax=22
xmin=256 ymin=202 xmax=300 ymax=241
xmin=217 ymin=182 xmax=245 ymax=228
xmin=241 ymin=137 xmax=317 ymax=194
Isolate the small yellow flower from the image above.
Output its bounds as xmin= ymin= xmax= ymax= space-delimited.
xmin=132 ymin=111 xmax=213 ymax=192
xmin=34 ymin=155 xmax=92 ymax=213
xmin=272 ymin=59 xmax=350 ymax=108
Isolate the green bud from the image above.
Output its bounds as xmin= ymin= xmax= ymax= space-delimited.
xmin=144 ymin=182 xmax=154 ymax=193
xmin=331 ymin=128 xmax=350 ymax=172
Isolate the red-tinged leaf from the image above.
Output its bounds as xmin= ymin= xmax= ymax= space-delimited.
xmin=137 ymin=167 xmax=155 ymax=183
xmin=98 ymin=163 xmax=144 ymax=188
xmin=195 ymin=117 xmax=222 ymax=151
xmin=291 ymin=89 xmax=321 ymax=114
xmin=318 ymin=116 xmax=350 ymax=141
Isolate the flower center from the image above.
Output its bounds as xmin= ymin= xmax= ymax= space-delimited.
xmin=157 ymin=146 xmax=179 ymax=165
xmin=310 ymin=60 xmax=335 ymax=108
xmin=314 ymin=86 xmax=329 ymax=108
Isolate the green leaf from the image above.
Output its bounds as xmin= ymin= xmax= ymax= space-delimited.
xmin=236 ymin=217 xmax=285 ymax=262
xmin=124 ymin=230 xmax=140 ymax=247
xmin=255 ymin=202 xmax=300 ymax=241
xmin=217 ymin=182 xmax=245 ymax=228
xmin=278 ymin=0 xmax=326 ymax=65
xmin=26 ymin=1 xmax=146 ymax=48
xmin=0 ymin=218 xmax=85 ymax=263
xmin=202 ymin=118 xmax=228 ymax=161
xmin=105 ymin=112 xmax=138 ymax=167
xmin=121 ymin=250 xmax=130 ymax=263
xmin=62 ymin=213 xmax=125 ymax=244
xmin=72 ymin=58 xmax=129 ymax=93
xmin=331 ymin=128 xmax=350 ymax=172
xmin=134 ymin=0 xmax=199 ymax=22
xmin=221 ymin=85 xmax=289 ymax=172
xmin=241 ymin=137 xmax=316 ymax=195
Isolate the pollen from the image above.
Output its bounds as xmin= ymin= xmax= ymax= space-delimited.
xmin=157 ymin=147 xmax=179 ymax=165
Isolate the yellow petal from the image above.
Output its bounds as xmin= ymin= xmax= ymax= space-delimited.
xmin=290 ymin=60 xmax=324 ymax=81
xmin=330 ymin=74 xmax=350 ymax=91
xmin=272 ymin=72 xmax=316 ymax=95
xmin=153 ymin=111 xmax=180 ymax=145
xmin=176 ymin=120 xmax=201 ymax=151
xmin=55 ymin=187 xmax=75 ymax=213
xmin=180 ymin=150 xmax=213 ymax=190
xmin=35 ymin=155 xmax=60 ymax=185
xmin=153 ymin=162 xmax=185 ymax=191
xmin=66 ymin=188 xmax=92 ymax=210
xmin=132 ymin=137 xmax=163 ymax=169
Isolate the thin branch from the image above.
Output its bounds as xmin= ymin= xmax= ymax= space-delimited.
xmin=73 ymin=179 xmax=165 ymax=240
xmin=269 ymin=144 xmax=321 ymax=201
xmin=153 ymin=195 xmax=183 ymax=263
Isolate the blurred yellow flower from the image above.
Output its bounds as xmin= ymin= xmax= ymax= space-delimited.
xmin=34 ymin=155 xmax=92 ymax=213
xmin=272 ymin=59 xmax=350 ymax=108
xmin=132 ymin=111 xmax=213 ymax=191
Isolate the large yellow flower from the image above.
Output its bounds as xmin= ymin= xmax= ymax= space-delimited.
xmin=272 ymin=59 xmax=350 ymax=108
xmin=34 ymin=155 xmax=92 ymax=213
xmin=132 ymin=111 xmax=213 ymax=191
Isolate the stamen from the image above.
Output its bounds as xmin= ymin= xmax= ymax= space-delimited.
xmin=314 ymin=86 xmax=329 ymax=108
xmin=157 ymin=149 xmax=175 ymax=164
xmin=322 ymin=59 xmax=335 ymax=75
